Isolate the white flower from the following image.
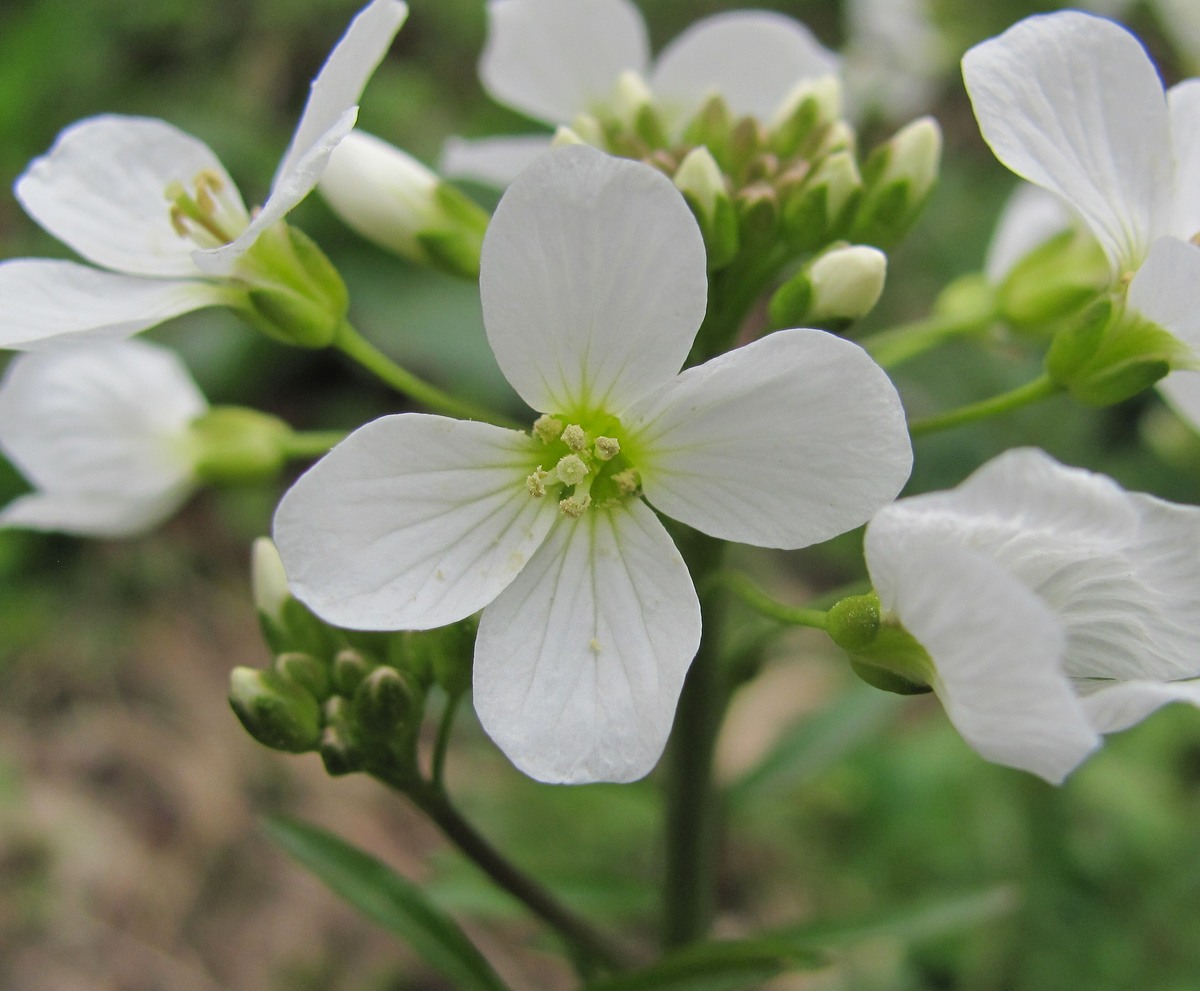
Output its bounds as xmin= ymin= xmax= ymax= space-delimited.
xmin=865 ymin=448 xmax=1200 ymax=784
xmin=274 ymin=145 xmax=912 ymax=784
xmin=0 ymin=0 xmax=408 ymax=351
xmin=0 ymin=341 xmax=208 ymax=537
xmin=441 ymin=0 xmax=837 ymax=186
xmin=965 ymin=12 xmax=1200 ymax=423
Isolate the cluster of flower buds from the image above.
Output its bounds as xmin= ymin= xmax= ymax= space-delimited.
xmin=229 ymin=540 xmax=473 ymax=786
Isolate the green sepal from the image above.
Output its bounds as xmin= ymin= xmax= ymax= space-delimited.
xmin=682 ymin=95 xmax=734 ymax=170
xmin=229 ymin=667 xmax=322 ymax=753
xmin=189 ymin=406 xmax=290 ymax=485
xmin=332 ymin=647 xmax=374 ymax=697
xmin=274 ymin=651 xmax=332 ymax=702
xmin=850 ymin=180 xmax=914 ymax=248
xmin=1046 ymin=301 xmax=1180 ymax=406
xmin=681 ymin=190 xmax=740 ymax=271
xmin=767 ymin=268 xmax=813 ymax=330
xmin=735 ymin=183 xmax=780 ymax=249
xmin=353 ymin=665 xmax=421 ymax=734
xmin=825 ymin=593 xmax=881 ymax=654
xmin=415 ymin=183 xmax=490 ymax=279
xmin=997 ymin=228 xmax=1110 ymax=333
xmin=319 ymin=696 xmax=365 ymax=776
xmin=844 ymin=624 xmax=933 ymax=696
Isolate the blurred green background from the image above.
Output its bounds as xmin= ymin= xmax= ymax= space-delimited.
xmin=2 ymin=1 xmax=1200 ymax=989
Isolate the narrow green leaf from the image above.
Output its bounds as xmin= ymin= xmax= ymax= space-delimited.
xmin=263 ymin=815 xmax=511 ymax=991
xmin=727 ymin=683 xmax=901 ymax=808
xmin=583 ymin=939 xmax=825 ymax=991
xmin=773 ymin=884 xmax=1020 ymax=949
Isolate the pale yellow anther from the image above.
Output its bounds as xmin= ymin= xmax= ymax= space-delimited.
xmin=555 ymin=453 xmax=589 ymax=486
xmin=533 ymin=414 xmax=564 ymax=444
xmin=561 ymin=423 xmax=588 ymax=450
xmin=169 ymin=205 xmax=190 ymax=237
xmin=594 ymin=436 xmax=620 ymax=461
xmin=559 ymin=492 xmax=592 ymax=518
xmin=526 ymin=466 xmax=552 ymax=498
xmin=612 ymin=468 xmax=640 ymax=495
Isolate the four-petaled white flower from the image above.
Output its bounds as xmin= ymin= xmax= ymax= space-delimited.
xmin=964 ymin=11 xmax=1200 ymax=412
xmin=866 ymin=448 xmax=1200 ymax=784
xmin=441 ymin=0 xmax=838 ymax=186
xmin=274 ymin=145 xmax=912 ymax=784
xmin=0 ymin=0 xmax=408 ymax=351
xmin=0 ymin=341 xmax=208 ymax=537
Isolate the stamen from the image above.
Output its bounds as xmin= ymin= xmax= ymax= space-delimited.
xmin=594 ymin=436 xmax=620 ymax=461
xmin=560 ymin=424 xmax=588 ymax=451
xmin=555 ymin=454 xmax=589 ymax=486
xmin=526 ymin=466 xmax=552 ymax=497
xmin=533 ymin=414 xmax=564 ymax=444
xmin=612 ymin=468 xmax=640 ymax=495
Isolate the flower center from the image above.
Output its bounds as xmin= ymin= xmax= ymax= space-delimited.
xmin=524 ymin=414 xmax=640 ymax=518
xmin=165 ymin=170 xmax=246 ymax=249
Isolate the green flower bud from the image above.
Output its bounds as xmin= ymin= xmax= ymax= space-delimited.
xmin=353 ymin=665 xmax=420 ymax=734
xmin=319 ymin=696 xmax=364 ymax=776
xmin=251 ymin=537 xmax=289 ymax=626
xmin=332 ymin=648 xmax=374 ymax=697
xmin=770 ymin=244 xmax=887 ymax=331
xmin=781 ymin=150 xmax=862 ymax=252
xmin=274 ymin=651 xmax=332 ymax=701
xmin=188 ymin=407 xmax=290 ymax=486
xmin=852 ymin=117 xmax=942 ymax=248
xmin=735 ymin=182 xmax=779 ymax=248
xmin=825 ymin=593 xmax=882 ymax=654
xmin=681 ymin=95 xmax=734 ymax=167
xmin=997 ymin=229 xmax=1110 ymax=333
xmin=1046 ymin=300 xmax=1181 ymax=406
xmin=769 ymin=74 xmax=843 ymax=160
xmin=674 ymin=147 xmax=738 ymax=270
xmin=229 ymin=667 xmax=322 ymax=753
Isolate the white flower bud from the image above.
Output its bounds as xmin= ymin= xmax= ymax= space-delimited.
xmin=252 ymin=537 xmax=292 ymax=624
xmin=808 ymin=245 xmax=888 ymax=322
xmin=673 ymin=147 xmax=727 ymax=221
xmin=880 ymin=116 xmax=941 ymax=202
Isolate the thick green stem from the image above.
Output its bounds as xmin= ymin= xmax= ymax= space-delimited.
xmin=279 ymin=430 xmax=345 ymax=460
xmin=687 ymin=247 xmax=789 ymax=366
xmin=430 ymin=693 xmax=461 ymax=790
xmin=334 ymin=322 xmax=520 ymax=428
xmin=722 ymin=572 xmax=829 ymax=630
xmin=402 ymin=779 xmax=637 ymax=973
xmin=908 ymin=373 xmax=1061 ymax=437
xmin=864 ymin=310 xmax=993 ymax=369
xmin=663 ymin=532 xmax=728 ymax=948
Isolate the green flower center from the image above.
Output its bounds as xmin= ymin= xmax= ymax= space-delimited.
xmin=525 ymin=414 xmax=640 ymax=518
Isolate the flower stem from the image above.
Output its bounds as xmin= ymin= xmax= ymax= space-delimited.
xmin=687 ymin=246 xmax=789 ymax=366
xmin=334 ymin=322 xmax=520 ymax=428
xmin=430 ymin=693 xmax=461 ymax=790
xmin=663 ymin=531 xmax=727 ymax=948
xmin=722 ymin=572 xmax=829 ymax=630
xmin=279 ymin=430 xmax=345 ymax=460
xmin=863 ymin=310 xmax=993 ymax=368
xmin=908 ymin=373 xmax=1062 ymax=437
xmin=402 ymin=778 xmax=638 ymax=972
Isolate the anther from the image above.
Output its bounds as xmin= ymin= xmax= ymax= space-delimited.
xmin=561 ymin=424 xmax=587 ymax=450
xmin=555 ymin=454 xmax=589 ymax=486
xmin=533 ymin=414 xmax=564 ymax=444
xmin=594 ymin=436 xmax=620 ymax=460
xmin=526 ymin=466 xmax=552 ymax=497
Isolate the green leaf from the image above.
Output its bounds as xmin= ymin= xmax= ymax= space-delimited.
xmin=262 ymin=815 xmax=511 ymax=991
xmin=726 ymin=683 xmax=901 ymax=809
xmin=583 ymin=938 xmax=825 ymax=991
xmin=773 ymin=884 xmax=1020 ymax=949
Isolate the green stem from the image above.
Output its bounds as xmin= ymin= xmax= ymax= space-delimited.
xmin=908 ymin=373 xmax=1062 ymax=437
xmin=403 ymin=779 xmax=637 ymax=973
xmin=687 ymin=246 xmax=789 ymax=366
xmin=430 ymin=693 xmax=461 ymax=790
xmin=722 ymin=572 xmax=829 ymax=630
xmin=334 ymin=322 xmax=520 ymax=428
xmin=279 ymin=430 xmax=345 ymax=460
xmin=864 ymin=310 xmax=993 ymax=369
xmin=663 ymin=531 xmax=727 ymax=948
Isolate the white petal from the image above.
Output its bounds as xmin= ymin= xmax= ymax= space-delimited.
xmin=15 ymin=115 xmax=246 ymax=278
xmin=1156 ymin=369 xmax=1200 ymax=430
xmin=1078 ymin=678 xmax=1200 ymax=733
xmin=440 ymin=133 xmax=554 ymax=187
xmin=865 ymin=528 xmax=1099 ymax=784
xmin=962 ymin=11 xmax=1173 ymax=271
xmin=273 ymin=413 xmax=557 ymax=631
xmin=480 ymin=145 xmax=706 ymax=416
xmin=650 ymin=11 xmax=839 ymax=128
xmin=0 ymin=489 xmax=193 ymax=539
xmin=197 ymin=0 xmax=408 ymax=273
xmin=624 ymin=329 xmax=911 ymax=549
xmin=984 ymin=183 xmax=1075 ymax=283
xmin=0 ymin=341 xmax=205 ymax=535
xmin=1169 ymin=80 xmax=1200 ymax=238
xmin=479 ymin=0 xmax=649 ymax=126
xmin=1126 ymin=236 xmax=1200 ymax=356
xmin=0 ymin=259 xmax=231 ymax=350
xmin=473 ymin=498 xmax=700 ymax=784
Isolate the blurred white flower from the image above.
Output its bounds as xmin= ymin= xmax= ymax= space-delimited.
xmin=442 ymin=0 xmax=838 ymax=185
xmin=0 ymin=0 xmax=408 ymax=350
xmin=0 ymin=341 xmax=208 ymax=537
xmin=866 ymin=448 xmax=1200 ymax=784
xmin=274 ymin=145 xmax=912 ymax=784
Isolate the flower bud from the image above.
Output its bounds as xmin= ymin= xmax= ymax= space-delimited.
xmin=996 ymin=229 xmax=1110 ymax=333
xmin=852 ymin=117 xmax=942 ymax=248
xmin=353 ymin=665 xmax=420 ymax=734
xmin=825 ymin=593 xmax=881 ymax=654
xmin=251 ymin=537 xmax=290 ymax=625
xmin=847 ymin=626 xmax=934 ymax=696
xmin=768 ymin=244 xmax=887 ymax=331
xmin=319 ymin=696 xmax=364 ymax=776
xmin=681 ymin=95 xmax=734 ymax=166
xmin=229 ymin=667 xmax=322 ymax=753
xmin=319 ymin=132 xmax=490 ymax=280
xmin=781 ymin=150 xmax=862 ymax=252
xmin=274 ymin=651 xmax=332 ymax=701
xmin=188 ymin=407 xmax=290 ymax=485
xmin=332 ymin=647 xmax=374 ymax=697
xmin=673 ymin=147 xmax=738 ymax=269
xmin=770 ymin=74 xmax=843 ymax=160
xmin=735 ymin=182 xmax=779 ymax=248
